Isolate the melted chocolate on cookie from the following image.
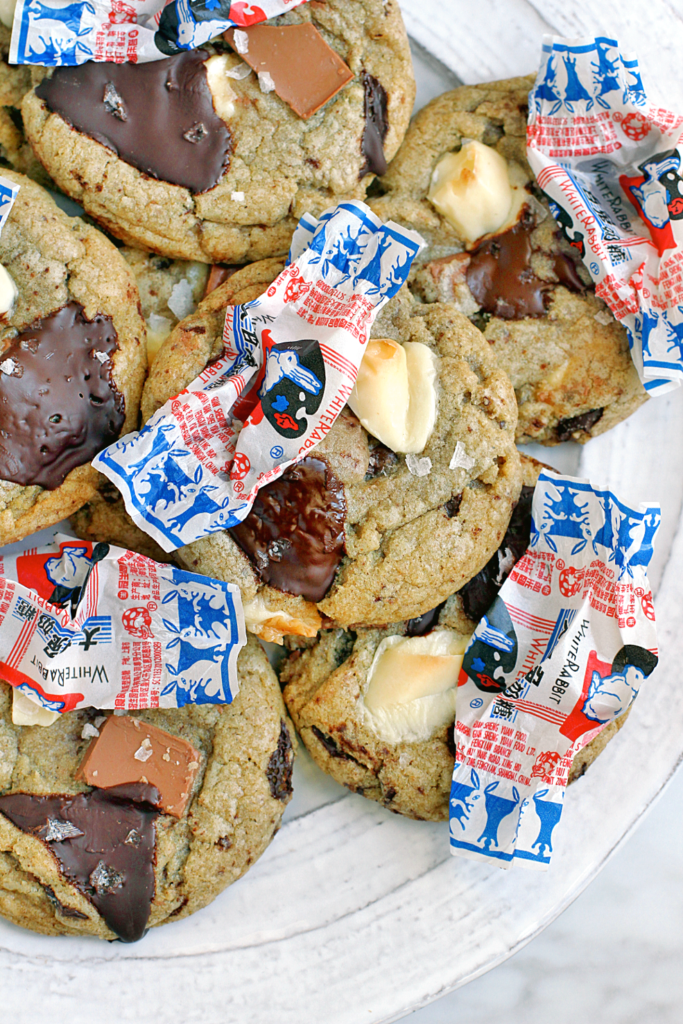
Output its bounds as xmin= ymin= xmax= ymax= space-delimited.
xmin=555 ymin=407 xmax=604 ymax=442
xmin=466 ymin=213 xmax=584 ymax=320
xmin=36 ymin=51 xmax=232 ymax=194
xmin=0 ymin=302 xmax=124 ymax=490
xmin=0 ymin=783 xmax=160 ymax=942
xmin=230 ymin=456 xmax=346 ymax=602
xmin=360 ymin=72 xmax=388 ymax=177
xmin=459 ymin=484 xmax=535 ymax=622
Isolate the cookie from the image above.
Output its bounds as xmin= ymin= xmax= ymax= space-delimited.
xmin=0 ymin=170 xmax=147 ymax=544
xmin=22 ymin=1 xmax=415 ymax=263
xmin=140 ymin=260 xmax=523 ymax=640
xmin=369 ymin=77 xmax=648 ymax=445
xmin=119 ymin=247 xmax=209 ymax=364
xmin=71 ymin=479 xmax=174 ymax=565
xmin=0 ymin=635 xmax=296 ymax=940
xmin=0 ymin=26 xmax=45 ymax=184
xmin=280 ymin=456 xmax=628 ymax=821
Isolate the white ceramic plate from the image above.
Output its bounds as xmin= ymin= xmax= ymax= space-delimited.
xmin=2 ymin=12 xmax=683 ymax=1023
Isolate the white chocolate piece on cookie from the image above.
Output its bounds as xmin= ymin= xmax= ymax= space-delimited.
xmin=205 ymin=55 xmax=238 ymax=123
xmin=428 ymin=141 xmax=519 ymax=246
xmin=243 ymin=593 xmax=321 ymax=645
xmin=12 ymin=687 xmax=60 ymax=727
xmin=361 ymin=630 xmax=471 ymax=744
xmin=349 ymin=338 xmax=438 ymax=454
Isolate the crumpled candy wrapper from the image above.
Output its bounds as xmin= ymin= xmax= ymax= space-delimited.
xmin=10 ymin=0 xmax=309 ymax=66
xmin=450 ymin=470 xmax=659 ymax=868
xmin=0 ymin=534 xmax=246 ymax=713
xmin=95 ymin=201 xmax=423 ymax=552
xmin=527 ymin=36 xmax=683 ymax=396
xmin=0 ymin=175 xmax=18 ymax=232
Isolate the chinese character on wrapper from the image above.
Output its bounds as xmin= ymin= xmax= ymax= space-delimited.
xmin=10 ymin=0 xmax=310 ymax=66
xmin=450 ymin=471 xmax=659 ymax=869
xmin=527 ymin=36 xmax=683 ymax=396
xmin=94 ymin=201 xmax=424 ymax=552
xmin=0 ymin=535 xmax=246 ymax=713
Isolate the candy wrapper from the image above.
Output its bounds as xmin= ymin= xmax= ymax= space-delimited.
xmin=0 ymin=534 xmax=246 ymax=713
xmin=450 ymin=470 xmax=659 ymax=868
xmin=95 ymin=201 xmax=423 ymax=551
xmin=10 ymin=0 xmax=309 ymax=66
xmin=528 ymin=37 xmax=683 ymax=396
xmin=0 ymin=175 xmax=18 ymax=233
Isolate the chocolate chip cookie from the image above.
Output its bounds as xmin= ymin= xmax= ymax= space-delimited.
xmin=0 ymin=635 xmax=296 ymax=941
xmin=369 ymin=76 xmax=648 ymax=445
xmin=0 ymin=26 xmax=46 ymax=184
xmin=140 ymin=259 xmax=522 ymax=641
xmin=22 ymin=1 xmax=415 ymax=263
xmin=0 ymin=170 xmax=147 ymax=545
xmin=280 ymin=456 xmax=628 ymax=821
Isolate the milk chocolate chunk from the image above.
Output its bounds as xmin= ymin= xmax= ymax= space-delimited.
xmin=0 ymin=302 xmax=124 ymax=490
xmin=226 ymin=24 xmax=353 ymax=119
xmin=360 ymin=73 xmax=388 ymax=177
xmin=0 ymin=783 xmax=160 ymax=942
xmin=459 ymin=484 xmax=534 ymax=622
xmin=230 ymin=456 xmax=347 ymax=602
xmin=466 ymin=213 xmax=551 ymax=319
xmin=35 ymin=51 xmax=233 ymax=194
xmin=77 ymin=715 xmax=202 ymax=819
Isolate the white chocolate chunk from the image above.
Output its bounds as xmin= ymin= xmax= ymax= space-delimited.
xmin=0 ymin=264 xmax=17 ymax=317
xmin=146 ymin=313 xmax=172 ymax=366
xmin=428 ymin=141 xmax=517 ymax=246
xmin=205 ymin=54 xmax=238 ymax=122
xmin=349 ymin=338 xmax=438 ymax=454
xmin=12 ymin=688 xmax=60 ymax=727
xmin=361 ymin=631 xmax=471 ymax=744
xmin=0 ymin=0 xmax=16 ymax=30
xmin=242 ymin=593 xmax=320 ymax=644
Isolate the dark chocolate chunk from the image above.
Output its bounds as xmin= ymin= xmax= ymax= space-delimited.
xmin=466 ymin=212 xmax=551 ymax=319
xmin=552 ymin=252 xmax=585 ymax=293
xmin=0 ymin=783 xmax=160 ymax=942
xmin=311 ymin=725 xmax=358 ymax=762
xmin=43 ymin=884 xmax=89 ymax=920
xmin=555 ymin=407 xmax=604 ymax=443
xmin=36 ymin=51 xmax=233 ymax=194
xmin=365 ymin=441 xmax=398 ymax=480
xmin=265 ymin=719 xmax=294 ymax=802
xmin=230 ymin=456 xmax=346 ymax=603
xmin=405 ymin=603 xmax=446 ymax=637
xmin=444 ymin=493 xmax=463 ymax=519
xmin=459 ymin=485 xmax=535 ymax=622
xmin=0 ymin=302 xmax=124 ymax=490
xmin=360 ymin=72 xmax=388 ymax=177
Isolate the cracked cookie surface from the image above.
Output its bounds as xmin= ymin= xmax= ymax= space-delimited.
xmin=0 ymin=637 xmax=295 ymax=939
xmin=22 ymin=0 xmax=414 ymax=263
xmin=369 ymin=76 xmax=647 ymax=445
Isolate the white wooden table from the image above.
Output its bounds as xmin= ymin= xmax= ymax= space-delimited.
xmin=3 ymin=4 xmax=683 ymax=1022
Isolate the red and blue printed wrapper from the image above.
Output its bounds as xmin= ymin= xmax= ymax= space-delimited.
xmin=527 ymin=36 xmax=683 ymax=396
xmin=0 ymin=534 xmax=246 ymax=713
xmin=450 ymin=470 xmax=659 ymax=869
xmin=94 ymin=201 xmax=424 ymax=552
xmin=10 ymin=0 xmax=309 ymax=66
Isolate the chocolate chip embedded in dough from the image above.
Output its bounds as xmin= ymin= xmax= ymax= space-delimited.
xmin=77 ymin=715 xmax=201 ymax=819
xmin=225 ymin=23 xmax=353 ymax=120
xmin=35 ymin=51 xmax=233 ymax=194
xmin=266 ymin=719 xmax=294 ymax=802
xmin=360 ymin=72 xmax=389 ymax=177
xmin=0 ymin=302 xmax=124 ymax=490
xmin=0 ymin=783 xmax=160 ymax=942
xmin=230 ymin=456 xmax=347 ymax=603
xmin=555 ymin=407 xmax=605 ymax=443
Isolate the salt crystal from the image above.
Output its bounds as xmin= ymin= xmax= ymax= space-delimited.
xmin=93 ymin=350 xmax=109 ymax=364
xmin=134 ymin=737 xmax=153 ymax=762
xmin=81 ymin=722 xmax=100 ymax=739
xmin=124 ymin=829 xmax=142 ymax=847
xmin=0 ymin=357 xmax=16 ymax=375
xmin=494 ymin=546 xmax=517 ymax=585
xmin=449 ymin=441 xmax=476 ymax=472
xmin=231 ymin=191 xmax=245 ymax=202
xmin=232 ymin=29 xmax=249 ymax=54
xmin=168 ymin=278 xmax=195 ymax=320
xmin=258 ymin=71 xmax=276 ymax=94
xmin=406 ymin=454 xmax=432 ymax=477
xmin=594 ymin=308 xmax=614 ymax=326
xmin=226 ymin=62 xmax=251 ymax=80
xmin=89 ymin=860 xmax=124 ymax=895
xmin=41 ymin=817 xmax=84 ymax=842
xmin=94 ymin=716 xmax=107 ymax=728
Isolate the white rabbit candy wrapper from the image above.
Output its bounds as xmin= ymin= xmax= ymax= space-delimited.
xmin=527 ymin=36 xmax=683 ymax=396
xmin=0 ymin=535 xmax=246 ymax=713
xmin=450 ymin=471 xmax=659 ymax=869
xmin=95 ymin=201 xmax=423 ymax=552
xmin=10 ymin=0 xmax=309 ymax=66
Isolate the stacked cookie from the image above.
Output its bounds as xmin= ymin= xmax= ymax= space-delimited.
xmin=0 ymin=0 xmax=646 ymax=941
